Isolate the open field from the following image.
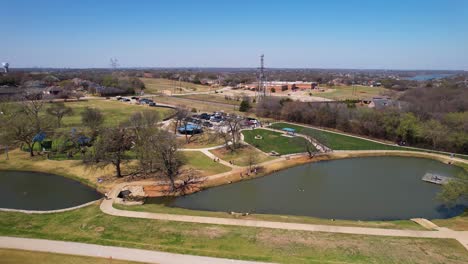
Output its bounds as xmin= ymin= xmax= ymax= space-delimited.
xmin=1 ymin=204 xmax=467 ymax=264
xmin=209 ymin=145 xmax=275 ymax=166
xmin=150 ymin=96 xmax=245 ymax=115
xmin=242 ymin=129 xmax=314 ymax=155
xmin=311 ymin=85 xmax=388 ymax=100
xmin=178 ymin=94 xmax=248 ymax=106
xmin=181 ymin=151 xmax=231 ymax=176
xmin=0 ymin=249 xmax=143 ymax=264
xmin=270 ymin=123 xmax=402 ymax=151
xmin=141 ymin=78 xmax=213 ymax=94
xmin=270 ymin=122 xmax=468 ymax=159
xmin=55 ymin=99 xmax=175 ymax=130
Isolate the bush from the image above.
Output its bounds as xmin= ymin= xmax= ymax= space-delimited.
xmin=271 ymin=88 xmax=276 ymax=93
xmin=239 ymin=100 xmax=251 ymax=112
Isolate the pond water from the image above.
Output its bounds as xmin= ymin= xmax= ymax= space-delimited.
xmin=0 ymin=170 xmax=102 ymax=211
xmin=148 ymin=157 xmax=466 ymax=220
xmin=406 ymin=74 xmax=454 ymax=81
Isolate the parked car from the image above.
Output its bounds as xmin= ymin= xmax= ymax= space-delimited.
xmin=199 ymin=113 xmax=210 ymax=120
xmin=149 ymin=102 xmax=157 ymax=107
xmin=202 ymin=121 xmax=213 ymax=127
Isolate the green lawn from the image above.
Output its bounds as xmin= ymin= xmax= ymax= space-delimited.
xmin=270 ymin=123 xmax=468 ymax=160
xmin=140 ymin=78 xmax=212 ymax=94
xmin=114 ymin=203 xmax=424 ymax=230
xmin=181 ymin=151 xmax=231 ymax=176
xmin=209 ymin=145 xmax=275 ymax=166
xmin=1 ymin=205 xmax=467 ymax=264
xmin=0 ymin=249 xmax=142 ymax=264
xmin=57 ymin=99 xmax=175 ymax=130
xmin=242 ymin=129 xmax=315 ymax=155
xmin=270 ymin=123 xmax=401 ymax=151
xmin=312 ymin=85 xmax=388 ymax=100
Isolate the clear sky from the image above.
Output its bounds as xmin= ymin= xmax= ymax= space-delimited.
xmin=1 ymin=0 xmax=467 ymax=70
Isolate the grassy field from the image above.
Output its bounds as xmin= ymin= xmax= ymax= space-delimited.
xmin=270 ymin=123 xmax=468 ymax=160
xmin=141 ymin=78 xmax=212 ymax=94
xmin=0 ymin=249 xmax=143 ymax=264
xmin=150 ymin=96 xmax=244 ymax=115
xmin=312 ymin=85 xmax=388 ymax=100
xmin=270 ymin=123 xmax=406 ymax=151
xmin=209 ymin=145 xmax=275 ymax=166
xmin=1 ymin=205 xmax=467 ymax=264
xmin=178 ymin=94 xmax=246 ymax=106
xmin=242 ymin=129 xmax=315 ymax=155
xmin=432 ymin=212 xmax=468 ymax=231
xmin=114 ymin=203 xmax=424 ymax=230
xmin=181 ymin=151 xmax=231 ymax=176
xmin=57 ymin=99 xmax=175 ymax=130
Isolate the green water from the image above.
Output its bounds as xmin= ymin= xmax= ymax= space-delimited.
xmin=0 ymin=170 xmax=101 ymax=211
xmin=149 ymin=157 xmax=465 ymax=220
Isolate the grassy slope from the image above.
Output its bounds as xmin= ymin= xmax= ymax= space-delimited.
xmin=0 ymin=249 xmax=142 ymax=264
xmin=1 ymin=205 xmax=467 ymax=264
xmin=141 ymin=78 xmax=212 ymax=94
xmin=270 ymin=123 xmax=468 ymax=159
xmin=209 ymin=145 xmax=275 ymax=166
xmin=114 ymin=203 xmax=423 ymax=230
xmin=242 ymin=129 xmax=315 ymax=155
xmin=181 ymin=151 xmax=231 ymax=176
xmin=270 ymin=123 xmax=402 ymax=151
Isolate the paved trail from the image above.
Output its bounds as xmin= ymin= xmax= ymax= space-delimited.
xmin=0 ymin=236 xmax=271 ymax=264
xmin=102 ymin=181 xmax=468 ymax=250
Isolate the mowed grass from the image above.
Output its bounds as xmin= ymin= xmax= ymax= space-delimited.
xmin=312 ymin=85 xmax=388 ymax=100
xmin=209 ymin=145 xmax=275 ymax=166
xmin=270 ymin=123 xmax=468 ymax=159
xmin=0 ymin=249 xmax=143 ymax=264
xmin=181 ymin=151 xmax=231 ymax=176
xmin=140 ymin=78 xmax=212 ymax=94
xmin=57 ymin=99 xmax=175 ymax=129
xmin=270 ymin=123 xmax=403 ymax=151
xmin=1 ymin=205 xmax=467 ymax=264
xmin=114 ymin=203 xmax=424 ymax=230
xmin=242 ymin=129 xmax=314 ymax=155
xmin=178 ymin=94 xmax=244 ymax=106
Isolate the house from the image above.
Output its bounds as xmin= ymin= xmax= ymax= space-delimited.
xmin=368 ymin=97 xmax=399 ymax=109
xmin=43 ymin=86 xmax=63 ymax=96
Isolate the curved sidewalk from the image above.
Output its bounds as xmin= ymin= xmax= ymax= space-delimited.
xmin=101 ymin=182 xmax=468 ymax=250
xmin=0 ymin=236 xmax=269 ymax=264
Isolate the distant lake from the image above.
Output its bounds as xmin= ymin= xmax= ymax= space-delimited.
xmin=406 ymin=74 xmax=454 ymax=81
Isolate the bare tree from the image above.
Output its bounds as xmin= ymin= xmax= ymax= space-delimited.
xmin=246 ymin=148 xmax=259 ymax=171
xmin=81 ymin=107 xmax=104 ymax=139
xmin=19 ymin=93 xmax=46 ymax=133
xmin=173 ymin=107 xmax=189 ymax=134
xmin=153 ymin=130 xmax=183 ymax=190
xmin=221 ymin=115 xmax=244 ymax=151
xmin=46 ymin=102 xmax=73 ymax=128
xmin=85 ymin=126 xmax=133 ymax=178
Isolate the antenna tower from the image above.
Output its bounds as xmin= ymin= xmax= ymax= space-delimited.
xmin=257 ymin=54 xmax=267 ymax=98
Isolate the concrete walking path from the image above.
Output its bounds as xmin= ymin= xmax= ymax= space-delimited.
xmin=0 ymin=236 xmax=270 ymax=264
xmin=101 ymin=182 xmax=468 ymax=250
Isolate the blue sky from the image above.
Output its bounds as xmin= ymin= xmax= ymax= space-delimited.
xmin=1 ymin=0 xmax=468 ymax=69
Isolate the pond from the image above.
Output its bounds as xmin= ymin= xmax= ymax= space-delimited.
xmin=149 ymin=157 xmax=466 ymax=220
xmin=0 ymin=170 xmax=102 ymax=211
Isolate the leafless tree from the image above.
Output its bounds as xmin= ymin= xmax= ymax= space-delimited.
xmin=84 ymin=126 xmax=133 ymax=178
xmin=46 ymin=102 xmax=73 ymax=128
xmin=173 ymin=107 xmax=189 ymax=134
